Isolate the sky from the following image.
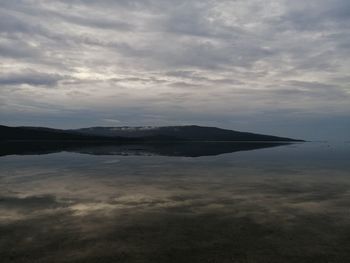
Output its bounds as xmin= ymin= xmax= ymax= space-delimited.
xmin=0 ymin=0 xmax=349 ymax=140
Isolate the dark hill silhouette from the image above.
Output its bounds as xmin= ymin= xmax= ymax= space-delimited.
xmin=1 ymin=125 xmax=303 ymax=142
xmin=0 ymin=125 xmax=135 ymax=142
xmin=73 ymin=125 xmax=302 ymax=142
xmin=0 ymin=125 xmax=302 ymax=157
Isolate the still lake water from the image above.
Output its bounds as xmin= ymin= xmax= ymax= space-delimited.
xmin=0 ymin=142 xmax=349 ymax=263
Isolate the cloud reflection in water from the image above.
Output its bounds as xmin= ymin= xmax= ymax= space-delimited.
xmin=0 ymin=142 xmax=350 ymax=262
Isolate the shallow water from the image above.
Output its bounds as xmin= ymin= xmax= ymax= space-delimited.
xmin=0 ymin=142 xmax=349 ymax=263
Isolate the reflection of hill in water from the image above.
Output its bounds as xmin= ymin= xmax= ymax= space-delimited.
xmin=0 ymin=141 xmax=292 ymax=157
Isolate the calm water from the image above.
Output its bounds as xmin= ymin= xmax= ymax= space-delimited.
xmin=0 ymin=142 xmax=349 ymax=263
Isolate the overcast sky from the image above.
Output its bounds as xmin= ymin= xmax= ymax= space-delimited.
xmin=0 ymin=0 xmax=349 ymax=140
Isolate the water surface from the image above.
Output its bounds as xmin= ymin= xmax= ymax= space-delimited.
xmin=0 ymin=142 xmax=349 ymax=263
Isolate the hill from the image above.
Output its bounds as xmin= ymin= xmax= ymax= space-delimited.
xmin=72 ymin=125 xmax=302 ymax=142
xmin=0 ymin=125 xmax=134 ymax=142
xmin=1 ymin=125 xmax=303 ymax=142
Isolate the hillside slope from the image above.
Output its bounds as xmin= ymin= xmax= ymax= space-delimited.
xmin=1 ymin=125 xmax=303 ymax=142
xmin=73 ymin=125 xmax=302 ymax=142
xmin=0 ymin=125 xmax=132 ymax=141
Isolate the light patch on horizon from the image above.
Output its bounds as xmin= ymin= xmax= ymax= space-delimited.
xmin=0 ymin=0 xmax=349 ymax=139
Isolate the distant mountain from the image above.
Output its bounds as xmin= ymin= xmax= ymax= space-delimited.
xmin=72 ymin=125 xmax=302 ymax=142
xmin=0 ymin=125 xmax=135 ymax=142
xmin=0 ymin=124 xmax=303 ymax=142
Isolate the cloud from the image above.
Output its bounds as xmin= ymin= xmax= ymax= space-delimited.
xmin=0 ymin=71 xmax=64 ymax=86
xmin=102 ymin=118 xmax=122 ymax=124
xmin=281 ymin=0 xmax=350 ymax=31
xmin=0 ymin=0 xmax=349 ymax=139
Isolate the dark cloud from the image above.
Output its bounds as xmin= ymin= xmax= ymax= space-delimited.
xmin=282 ymin=0 xmax=350 ymax=31
xmin=0 ymin=71 xmax=64 ymax=86
xmin=0 ymin=41 xmax=41 ymax=59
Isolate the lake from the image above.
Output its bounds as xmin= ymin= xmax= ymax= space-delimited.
xmin=0 ymin=142 xmax=349 ymax=263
